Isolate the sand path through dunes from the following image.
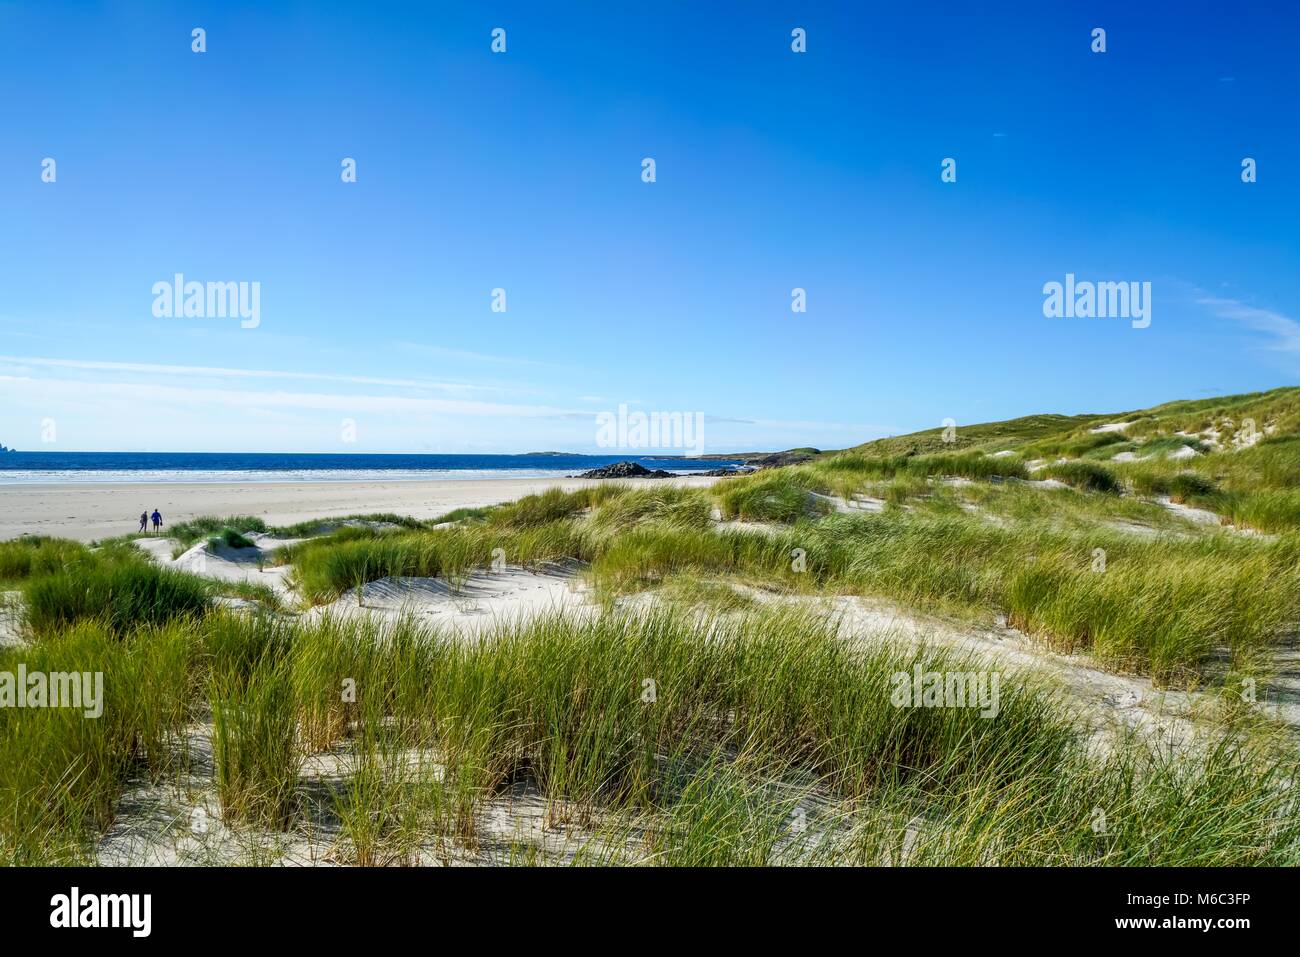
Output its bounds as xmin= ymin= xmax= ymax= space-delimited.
xmin=133 ymin=534 xmax=302 ymax=600
xmin=303 ymin=562 xmax=594 ymax=634
xmin=0 ymin=475 xmax=723 ymax=543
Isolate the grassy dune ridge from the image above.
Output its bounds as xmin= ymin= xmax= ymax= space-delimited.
xmin=4 ymin=608 xmax=1297 ymax=865
xmin=5 ymin=536 xmax=278 ymax=636
xmin=2 ymin=385 xmax=1298 ymax=865
xmin=281 ymin=480 xmax=1296 ymax=683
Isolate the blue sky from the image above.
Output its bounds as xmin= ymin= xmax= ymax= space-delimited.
xmin=1 ymin=1 xmax=1297 ymax=453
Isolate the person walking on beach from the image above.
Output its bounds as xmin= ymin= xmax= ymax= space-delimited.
xmin=139 ymin=511 xmax=148 ymax=533
xmin=151 ymin=509 xmax=163 ymax=534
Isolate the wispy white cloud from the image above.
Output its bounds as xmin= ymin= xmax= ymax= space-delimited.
xmin=0 ymin=359 xmax=883 ymax=451
xmin=0 ymin=375 xmax=573 ymax=418
xmin=0 ymin=355 xmax=499 ymax=394
xmin=389 ymin=342 xmax=556 ymax=368
xmin=0 ymin=364 xmax=877 ymax=434
xmin=1197 ymin=297 xmax=1300 ymax=357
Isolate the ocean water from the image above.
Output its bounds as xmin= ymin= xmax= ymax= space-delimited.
xmin=0 ymin=452 xmax=743 ymax=485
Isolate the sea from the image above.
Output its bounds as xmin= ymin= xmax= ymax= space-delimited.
xmin=0 ymin=452 xmax=743 ymax=485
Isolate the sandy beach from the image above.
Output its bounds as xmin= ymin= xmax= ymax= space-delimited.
xmin=0 ymin=475 xmax=723 ymax=543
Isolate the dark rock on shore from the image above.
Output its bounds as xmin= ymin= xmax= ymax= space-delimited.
xmin=575 ymin=460 xmax=758 ymax=479
xmin=576 ymin=461 xmax=675 ymax=479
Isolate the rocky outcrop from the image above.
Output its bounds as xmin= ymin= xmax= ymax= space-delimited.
xmin=745 ymin=449 xmax=817 ymax=467
xmin=576 ymin=460 xmax=756 ymax=479
xmin=576 ymin=461 xmax=675 ymax=479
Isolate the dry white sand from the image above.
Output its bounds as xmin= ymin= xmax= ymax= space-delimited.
xmin=0 ymin=591 xmax=21 ymax=647
xmin=1090 ymin=420 xmax=1134 ymax=433
xmin=307 ymin=563 xmax=594 ymax=633
xmin=0 ymin=475 xmax=722 ymax=543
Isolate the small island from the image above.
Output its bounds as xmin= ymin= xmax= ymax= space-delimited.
xmin=0 ymin=443 xmax=14 ymax=453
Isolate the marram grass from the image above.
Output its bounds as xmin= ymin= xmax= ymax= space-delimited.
xmin=4 ymin=387 xmax=1300 ymax=865
xmin=5 ymin=607 xmax=1297 ymax=865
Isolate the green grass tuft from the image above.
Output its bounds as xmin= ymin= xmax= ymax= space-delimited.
xmin=1040 ymin=461 xmax=1122 ymax=494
